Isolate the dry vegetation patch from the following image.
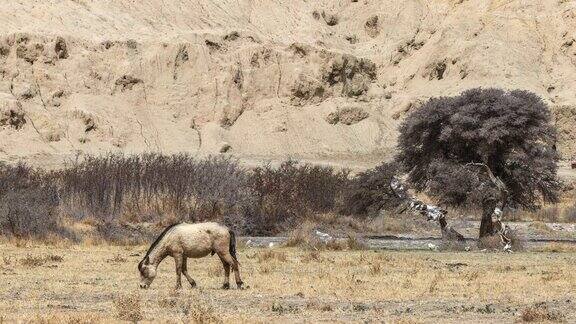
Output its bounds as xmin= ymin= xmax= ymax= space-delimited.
xmin=113 ymin=293 xmax=144 ymax=322
xmin=519 ymin=303 xmax=565 ymax=322
xmin=1 ymin=243 xmax=575 ymax=322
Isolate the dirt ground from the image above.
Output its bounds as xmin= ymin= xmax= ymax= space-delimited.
xmin=0 ymin=243 xmax=575 ymax=323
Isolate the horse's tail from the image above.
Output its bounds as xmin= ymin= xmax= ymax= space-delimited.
xmin=228 ymin=229 xmax=238 ymax=264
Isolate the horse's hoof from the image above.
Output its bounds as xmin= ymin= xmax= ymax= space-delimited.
xmin=222 ymin=283 xmax=230 ymax=290
xmin=190 ymin=281 xmax=197 ymax=288
xmin=236 ymin=281 xmax=244 ymax=289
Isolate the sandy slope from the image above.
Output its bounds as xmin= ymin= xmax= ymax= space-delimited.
xmin=1 ymin=0 xmax=576 ymax=168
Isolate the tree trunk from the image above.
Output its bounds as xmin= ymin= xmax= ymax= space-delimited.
xmin=479 ymin=199 xmax=497 ymax=238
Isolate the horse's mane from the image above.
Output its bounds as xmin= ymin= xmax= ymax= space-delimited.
xmin=144 ymin=223 xmax=181 ymax=259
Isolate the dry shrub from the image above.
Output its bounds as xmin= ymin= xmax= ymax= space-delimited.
xmin=478 ymin=235 xmax=504 ymax=250
xmin=369 ymin=261 xmax=382 ymax=275
xmin=271 ymin=301 xmax=300 ymax=314
xmin=306 ymin=301 xmax=333 ymax=312
xmin=285 ymin=221 xmax=321 ymax=249
xmin=259 ymin=264 xmax=274 ymax=274
xmin=3 ymin=255 xmax=13 ymax=265
xmin=20 ymin=254 xmax=46 ymax=268
xmin=158 ymin=294 xmax=221 ymax=324
xmin=324 ymin=239 xmax=345 ymax=251
xmin=0 ymin=163 xmax=70 ymax=240
xmin=58 ymin=154 xmax=251 ymax=224
xmin=46 ymin=254 xmax=63 ymax=262
xmin=249 ymin=160 xmax=349 ymax=235
xmin=256 ymin=249 xmax=287 ymax=263
xmin=19 ymin=254 xmax=62 ymax=268
xmin=344 ymin=233 xmax=368 ymax=250
xmin=301 ymin=250 xmax=323 ymax=263
xmin=519 ymin=303 xmax=565 ymax=322
xmin=106 ymin=254 xmax=127 ymax=263
xmin=113 ymin=293 xmax=143 ymax=322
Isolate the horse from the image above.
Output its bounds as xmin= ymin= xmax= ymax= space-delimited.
xmin=138 ymin=222 xmax=243 ymax=290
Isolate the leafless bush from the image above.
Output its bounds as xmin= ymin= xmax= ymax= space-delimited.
xmin=247 ymin=160 xmax=349 ymax=234
xmin=1 ymin=155 xmax=354 ymax=239
xmin=0 ymin=162 xmax=69 ymax=240
xmin=57 ymin=154 xmax=252 ymax=224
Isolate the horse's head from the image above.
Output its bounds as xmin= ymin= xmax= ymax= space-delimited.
xmin=138 ymin=256 xmax=156 ymax=289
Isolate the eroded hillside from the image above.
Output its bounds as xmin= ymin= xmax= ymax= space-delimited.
xmin=1 ymin=0 xmax=576 ymax=167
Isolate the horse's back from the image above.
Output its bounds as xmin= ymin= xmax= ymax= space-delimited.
xmin=171 ymin=222 xmax=230 ymax=258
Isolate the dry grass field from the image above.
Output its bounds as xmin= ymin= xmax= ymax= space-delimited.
xmin=0 ymin=242 xmax=575 ymax=323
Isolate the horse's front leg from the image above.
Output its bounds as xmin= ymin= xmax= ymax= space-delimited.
xmin=174 ymin=254 xmax=183 ymax=290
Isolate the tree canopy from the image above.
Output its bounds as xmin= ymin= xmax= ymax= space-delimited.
xmin=396 ymin=88 xmax=560 ymax=210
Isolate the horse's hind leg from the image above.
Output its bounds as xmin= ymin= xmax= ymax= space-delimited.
xmin=174 ymin=253 xmax=183 ymax=290
xmin=218 ymin=254 xmax=231 ymax=289
xmin=221 ymin=253 xmax=243 ymax=289
xmin=182 ymin=256 xmax=196 ymax=288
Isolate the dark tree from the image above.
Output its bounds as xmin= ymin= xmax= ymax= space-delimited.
xmin=340 ymin=162 xmax=402 ymax=216
xmin=396 ymin=88 xmax=560 ymax=238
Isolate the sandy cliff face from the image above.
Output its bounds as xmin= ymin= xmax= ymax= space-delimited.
xmin=1 ymin=0 xmax=575 ymax=168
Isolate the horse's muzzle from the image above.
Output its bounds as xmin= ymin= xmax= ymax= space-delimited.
xmin=139 ymin=283 xmax=149 ymax=289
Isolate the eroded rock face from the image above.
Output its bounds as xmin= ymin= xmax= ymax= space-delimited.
xmin=326 ymin=107 xmax=369 ymax=125
xmin=0 ymin=97 xmax=26 ymax=129
xmin=114 ymin=75 xmax=143 ymax=92
xmin=0 ymin=1 xmax=575 ymax=166
xmin=554 ymin=105 xmax=576 ymax=159
xmin=54 ymin=37 xmax=68 ymax=59
xmin=364 ymin=15 xmax=380 ymax=38
xmin=322 ymin=55 xmax=377 ymax=97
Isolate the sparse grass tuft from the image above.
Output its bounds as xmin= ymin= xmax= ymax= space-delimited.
xmin=369 ymin=261 xmax=382 ymax=275
xmin=19 ymin=254 xmax=63 ymax=268
xmin=113 ymin=293 xmax=143 ymax=322
xmin=106 ymin=254 xmax=127 ymax=263
xmin=519 ymin=303 xmax=565 ymax=322
xmin=257 ymin=249 xmax=288 ymax=263
xmin=159 ymin=294 xmax=221 ymax=324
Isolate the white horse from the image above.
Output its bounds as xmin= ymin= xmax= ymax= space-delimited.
xmin=138 ymin=222 xmax=243 ymax=290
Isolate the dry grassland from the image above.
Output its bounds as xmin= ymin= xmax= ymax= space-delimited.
xmin=0 ymin=242 xmax=575 ymax=323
